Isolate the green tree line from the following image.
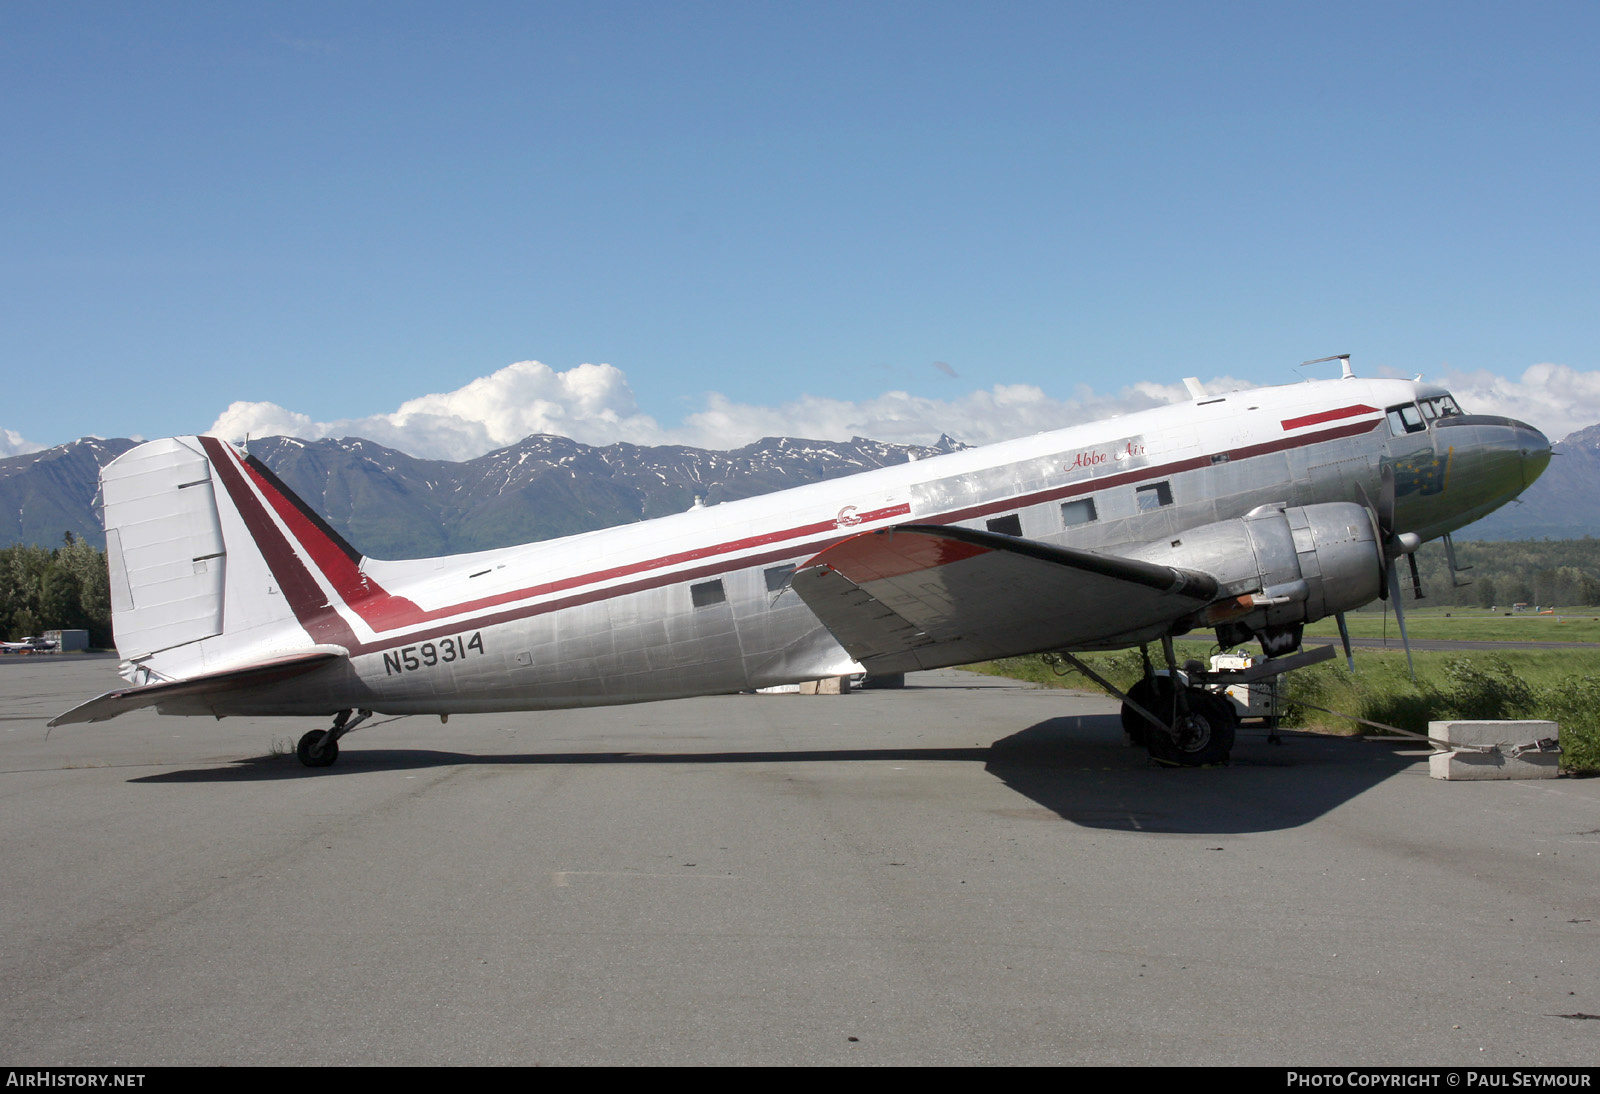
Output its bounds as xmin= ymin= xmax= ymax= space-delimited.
xmin=1379 ymin=537 xmax=1600 ymax=610
xmin=0 ymin=534 xmax=113 ymax=646
xmin=4 ymin=533 xmax=1600 ymax=650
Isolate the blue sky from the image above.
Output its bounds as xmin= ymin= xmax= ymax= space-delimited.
xmin=4 ymin=1 xmax=1598 ymax=457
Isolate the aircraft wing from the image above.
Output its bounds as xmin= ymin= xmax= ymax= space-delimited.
xmin=48 ymin=649 xmax=346 ymax=726
xmin=791 ymin=524 xmax=1219 ymax=673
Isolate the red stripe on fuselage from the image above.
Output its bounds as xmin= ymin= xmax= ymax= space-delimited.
xmin=1281 ymin=404 xmax=1379 ymax=432
xmin=387 ymin=501 xmax=915 ymax=628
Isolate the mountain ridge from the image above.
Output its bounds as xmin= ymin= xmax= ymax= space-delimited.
xmin=2 ymin=423 xmax=1592 ymax=555
xmin=0 ymin=432 xmax=968 ymax=558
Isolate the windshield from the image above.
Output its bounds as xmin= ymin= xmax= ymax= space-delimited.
xmin=1388 ymin=393 xmax=1462 ymax=435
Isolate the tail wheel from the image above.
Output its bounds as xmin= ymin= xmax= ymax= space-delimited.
xmin=297 ymin=729 xmax=339 ymax=768
xmin=1146 ymin=690 xmax=1236 ymax=767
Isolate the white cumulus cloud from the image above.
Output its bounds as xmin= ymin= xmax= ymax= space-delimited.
xmin=210 ymin=360 xmax=665 ymax=462
xmin=207 ymin=360 xmax=1264 ymax=459
xmin=206 ymin=357 xmax=1600 ymax=460
xmin=1437 ymin=362 xmax=1600 ymax=443
xmin=0 ymin=428 xmax=45 ymax=457
xmin=672 ymin=377 xmax=1255 ymax=449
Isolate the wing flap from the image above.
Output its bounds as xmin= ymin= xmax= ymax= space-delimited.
xmin=49 ymin=649 xmax=346 ymax=726
xmin=792 ymin=524 xmax=1218 ymax=672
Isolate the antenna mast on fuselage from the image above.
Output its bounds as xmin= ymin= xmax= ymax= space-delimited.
xmin=1301 ymin=353 xmax=1355 ymax=380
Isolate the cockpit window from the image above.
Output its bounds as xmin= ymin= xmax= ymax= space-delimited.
xmin=1386 ymin=404 xmax=1427 ymax=435
xmin=1422 ymin=394 xmax=1462 ymax=420
xmin=1389 ymin=396 xmax=1462 ymax=435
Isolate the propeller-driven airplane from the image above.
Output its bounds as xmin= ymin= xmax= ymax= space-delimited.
xmin=52 ymin=360 xmax=1551 ymax=768
xmin=1 ymin=636 xmax=56 ymax=654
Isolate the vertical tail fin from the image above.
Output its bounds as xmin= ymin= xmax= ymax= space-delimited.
xmin=102 ymin=436 xmax=369 ymax=676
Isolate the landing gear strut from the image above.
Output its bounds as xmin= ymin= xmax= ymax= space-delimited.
xmin=296 ymin=708 xmax=372 ymax=768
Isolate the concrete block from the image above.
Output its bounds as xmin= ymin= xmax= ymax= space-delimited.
xmin=1428 ymin=749 xmax=1561 ymax=780
xmin=1429 ymin=719 xmax=1558 ymax=749
xmin=1428 ymin=720 xmax=1561 ymax=780
xmin=796 ymin=676 xmax=851 ymax=695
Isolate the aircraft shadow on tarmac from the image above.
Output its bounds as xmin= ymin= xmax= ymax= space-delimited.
xmin=129 ymin=712 xmax=1416 ymax=835
xmin=984 ymin=716 xmax=1416 ymax=834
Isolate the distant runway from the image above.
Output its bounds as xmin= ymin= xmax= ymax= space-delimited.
xmin=1306 ymin=634 xmax=1600 ymax=651
xmin=2 ymin=655 xmax=1597 ymax=1065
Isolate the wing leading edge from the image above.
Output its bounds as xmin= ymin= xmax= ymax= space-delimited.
xmin=791 ymin=524 xmax=1219 ymax=673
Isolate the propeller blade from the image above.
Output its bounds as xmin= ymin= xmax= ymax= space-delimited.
xmin=1334 ymin=611 xmax=1355 ymax=672
xmin=1379 ymin=463 xmax=1397 ymax=543
xmin=1387 ymin=559 xmax=1416 ymax=681
xmin=1356 ymin=479 xmax=1374 ymax=520
xmin=1357 ymin=482 xmax=1390 ymax=600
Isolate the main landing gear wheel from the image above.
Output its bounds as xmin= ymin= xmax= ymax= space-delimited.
xmin=297 ymin=729 xmax=338 ymax=768
xmin=1145 ymin=690 xmax=1236 ymax=768
xmin=1120 ymin=676 xmax=1177 ymax=748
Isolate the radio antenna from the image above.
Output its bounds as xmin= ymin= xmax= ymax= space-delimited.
xmin=1301 ymin=354 xmax=1354 ymax=379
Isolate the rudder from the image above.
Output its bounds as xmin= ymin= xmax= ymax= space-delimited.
xmin=102 ymin=438 xmax=230 ymax=661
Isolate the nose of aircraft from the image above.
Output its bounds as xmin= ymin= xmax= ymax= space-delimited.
xmin=1432 ymin=414 xmax=1552 ymax=517
xmin=1514 ymin=420 xmax=1552 ymax=489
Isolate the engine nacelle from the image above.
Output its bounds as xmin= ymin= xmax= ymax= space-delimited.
xmin=1121 ymin=502 xmax=1383 ymax=646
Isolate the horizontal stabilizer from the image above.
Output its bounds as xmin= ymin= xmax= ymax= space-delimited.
xmin=49 ymin=649 xmax=346 ymax=726
xmin=792 ymin=524 xmax=1218 ymax=673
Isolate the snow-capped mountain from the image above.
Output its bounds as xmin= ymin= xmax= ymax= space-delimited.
xmin=0 ymin=433 xmax=967 ymax=558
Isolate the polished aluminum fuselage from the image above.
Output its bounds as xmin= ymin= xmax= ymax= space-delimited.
xmin=157 ymin=376 xmax=1549 ymax=717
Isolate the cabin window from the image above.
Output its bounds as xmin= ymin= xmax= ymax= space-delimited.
xmin=1135 ymin=482 xmax=1173 ymax=512
xmin=1061 ymin=498 xmax=1098 ymax=526
xmin=690 ymin=580 xmax=726 ymax=608
xmin=764 ymin=564 xmax=796 ymax=592
xmin=1387 ymin=404 xmax=1427 ymax=435
xmin=985 ymin=514 xmax=1022 ymax=537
